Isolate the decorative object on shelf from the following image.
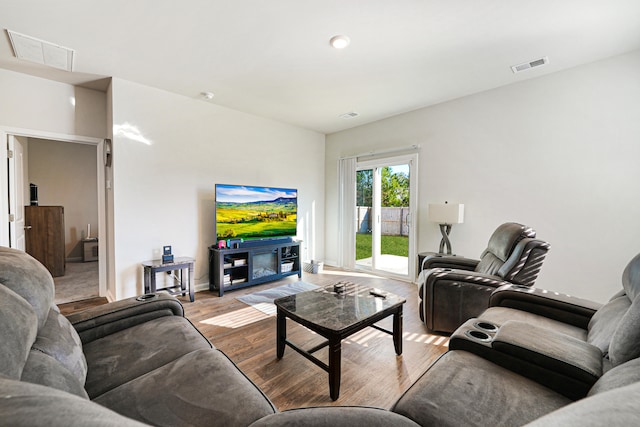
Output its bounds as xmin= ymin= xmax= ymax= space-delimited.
xmin=281 ymin=261 xmax=294 ymax=272
xmin=227 ymin=238 xmax=243 ymax=249
xmin=162 ymin=245 xmax=174 ymax=264
xmin=29 ymin=183 xmax=38 ymax=206
xmin=428 ymin=202 xmax=464 ymax=255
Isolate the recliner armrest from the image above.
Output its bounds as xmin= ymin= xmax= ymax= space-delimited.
xmin=66 ymin=293 xmax=184 ymax=344
xmin=450 ymin=318 xmax=602 ymax=399
xmin=426 ymin=269 xmax=513 ymax=289
xmin=421 ymin=254 xmax=479 ymax=271
xmin=492 ymin=320 xmax=602 ymax=398
xmin=489 ymin=284 xmax=601 ymax=329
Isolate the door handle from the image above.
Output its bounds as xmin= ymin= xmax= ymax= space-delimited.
xmin=24 ymin=226 xmax=32 ymax=230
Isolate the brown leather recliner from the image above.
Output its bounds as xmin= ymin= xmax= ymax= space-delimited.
xmin=417 ymin=222 xmax=550 ymax=334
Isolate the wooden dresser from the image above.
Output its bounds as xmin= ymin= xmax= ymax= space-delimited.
xmin=25 ymin=206 xmax=65 ymax=277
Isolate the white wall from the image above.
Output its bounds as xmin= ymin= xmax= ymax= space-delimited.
xmin=0 ymin=69 xmax=106 ymax=137
xmin=110 ymin=79 xmax=325 ymax=299
xmin=0 ymin=68 xmax=106 ymax=247
xmin=326 ymin=50 xmax=640 ymax=303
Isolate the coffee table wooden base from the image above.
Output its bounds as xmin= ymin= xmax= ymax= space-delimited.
xmin=276 ymin=304 xmax=404 ymax=400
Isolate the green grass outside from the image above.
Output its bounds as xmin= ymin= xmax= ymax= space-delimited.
xmin=355 ymin=233 xmax=409 ymax=260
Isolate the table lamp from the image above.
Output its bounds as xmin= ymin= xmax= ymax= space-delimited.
xmin=428 ymin=202 xmax=464 ymax=255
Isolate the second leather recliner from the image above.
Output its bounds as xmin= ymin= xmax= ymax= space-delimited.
xmin=417 ymin=222 xmax=550 ymax=334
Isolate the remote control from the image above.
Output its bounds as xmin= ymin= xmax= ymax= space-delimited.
xmin=369 ymin=290 xmax=386 ymax=299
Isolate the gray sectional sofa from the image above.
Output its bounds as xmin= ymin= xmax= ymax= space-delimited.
xmin=1 ymin=245 xmax=639 ymax=426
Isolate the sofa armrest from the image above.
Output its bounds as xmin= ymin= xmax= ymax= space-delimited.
xmin=421 ymin=254 xmax=479 ymax=271
xmin=492 ymin=320 xmax=603 ymax=398
xmin=489 ymin=284 xmax=601 ymax=329
xmin=66 ymin=293 xmax=184 ymax=344
xmin=450 ymin=318 xmax=602 ymax=399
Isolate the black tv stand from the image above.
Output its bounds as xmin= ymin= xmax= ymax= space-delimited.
xmin=209 ymin=240 xmax=301 ymax=296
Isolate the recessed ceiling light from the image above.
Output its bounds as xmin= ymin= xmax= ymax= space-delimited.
xmin=330 ymin=35 xmax=350 ymax=49
xmin=200 ymin=92 xmax=215 ymax=100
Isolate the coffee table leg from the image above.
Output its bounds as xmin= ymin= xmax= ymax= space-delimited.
xmin=276 ymin=309 xmax=286 ymax=359
xmin=393 ymin=306 xmax=403 ymax=355
xmin=328 ymin=337 xmax=341 ymax=400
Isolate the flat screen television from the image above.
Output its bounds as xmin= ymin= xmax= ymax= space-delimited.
xmin=215 ymin=184 xmax=297 ymax=241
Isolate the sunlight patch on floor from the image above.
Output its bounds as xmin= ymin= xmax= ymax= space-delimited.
xmin=319 ymin=269 xmax=391 ymax=279
xmin=343 ymin=327 xmax=449 ymax=348
xmin=199 ymin=306 xmax=269 ymax=328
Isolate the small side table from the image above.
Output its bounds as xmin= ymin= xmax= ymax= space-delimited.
xmin=82 ymin=238 xmax=99 ymax=262
xmin=142 ymin=257 xmax=195 ymax=302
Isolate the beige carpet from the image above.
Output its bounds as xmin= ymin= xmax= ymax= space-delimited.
xmin=54 ymin=261 xmax=99 ymax=304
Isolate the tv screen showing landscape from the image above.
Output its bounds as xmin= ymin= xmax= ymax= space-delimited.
xmin=215 ymin=184 xmax=297 ymax=241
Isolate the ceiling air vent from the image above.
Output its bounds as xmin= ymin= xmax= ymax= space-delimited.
xmin=7 ymin=29 xmax=75 ymax=72
xmin=511 ymin=56 xmax=549 ymax=74
xmin=339 ymin=112 xmax=359 ymax=119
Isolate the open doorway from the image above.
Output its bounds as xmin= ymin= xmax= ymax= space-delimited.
xmin=5 ymin=130 xmax=105 ymax=304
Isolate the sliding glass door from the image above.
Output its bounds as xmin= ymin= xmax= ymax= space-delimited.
xmin=355 ymin=154 xmax=417 ymax=278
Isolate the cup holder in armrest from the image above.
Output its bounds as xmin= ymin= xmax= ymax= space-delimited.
xmin=450 ymin=318 xmax=496 ymax=352
xmin=465 ymin=329 xmax=492 ymax=342
xmin=136 ymin=293 xmax=158 ymax=302
xmin=474 ymin=321 xmax=498 ymax=333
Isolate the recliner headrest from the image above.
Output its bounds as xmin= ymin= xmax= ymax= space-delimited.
xmin=622 ymin=252 xmax=640 ymax=301
xmin=485 ymin=223 xmax=536 ymax=262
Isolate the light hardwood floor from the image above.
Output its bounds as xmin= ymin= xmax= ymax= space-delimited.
xmin=183 ymin=267 xmax=448 ymax=411
xmin=59 ymin=267 xmax=448 ymax=411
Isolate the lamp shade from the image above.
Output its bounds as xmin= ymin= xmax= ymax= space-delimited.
xmin=429 ymin=203 xmax=464 ymax=224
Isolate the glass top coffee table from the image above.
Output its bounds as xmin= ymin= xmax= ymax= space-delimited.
xmin=274 ymin=281 xmax=406 ymax=400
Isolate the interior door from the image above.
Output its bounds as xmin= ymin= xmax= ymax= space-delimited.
xmin=7 ymin=135 xmax=26 ymax=250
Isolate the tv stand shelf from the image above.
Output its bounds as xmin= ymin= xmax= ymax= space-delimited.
xmin=209 ymin=240 xmax=302 ymax=296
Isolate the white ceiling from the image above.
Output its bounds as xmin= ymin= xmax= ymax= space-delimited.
xmin=1 ymin=0 xmax=640 ymax=134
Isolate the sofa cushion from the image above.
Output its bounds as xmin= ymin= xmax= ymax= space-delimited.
xmin=0 ymin=377 xmax=147 ymax=427
xmin=249 ymin=406 xmax=420 ymax=427
xmin=587 ymin=294 xmax=630 ymax=354
xmin=391 ymin=350 xmax=571 ymax=427
xmin=475 ymin=252 xmax=505 ymax=276
xmin=0 ymin=246 xmax=54 ymax=329
xmin=524 ymin=382 xmax=640 ymax=427
xmin=608 ymin=294 xmax=640 ymax=367
xmin=94 ymin=349 xmax=276 ymax=426
xmin=0 ymin=284 xmax=38 ymax=379
xmin=621 ymin=252 xmax=640 ymax=301
xmin=21 ymin=350 xmax=89 ymax=399
xmin=588 ymin=356 xmax=640 ymax=396
xmin=83 ymin=315 xmax=212 ymax=398
xmin=32 ymin=307 xmax=87 ymax=384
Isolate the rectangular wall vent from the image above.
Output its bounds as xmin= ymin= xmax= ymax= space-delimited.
xmin=511 ymin=56 xmax=549 ymax=74
xmin=339 ymin=112 xmax=359 ymax=119
xmin=7 ymin=29 xmax=75 ymax=72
